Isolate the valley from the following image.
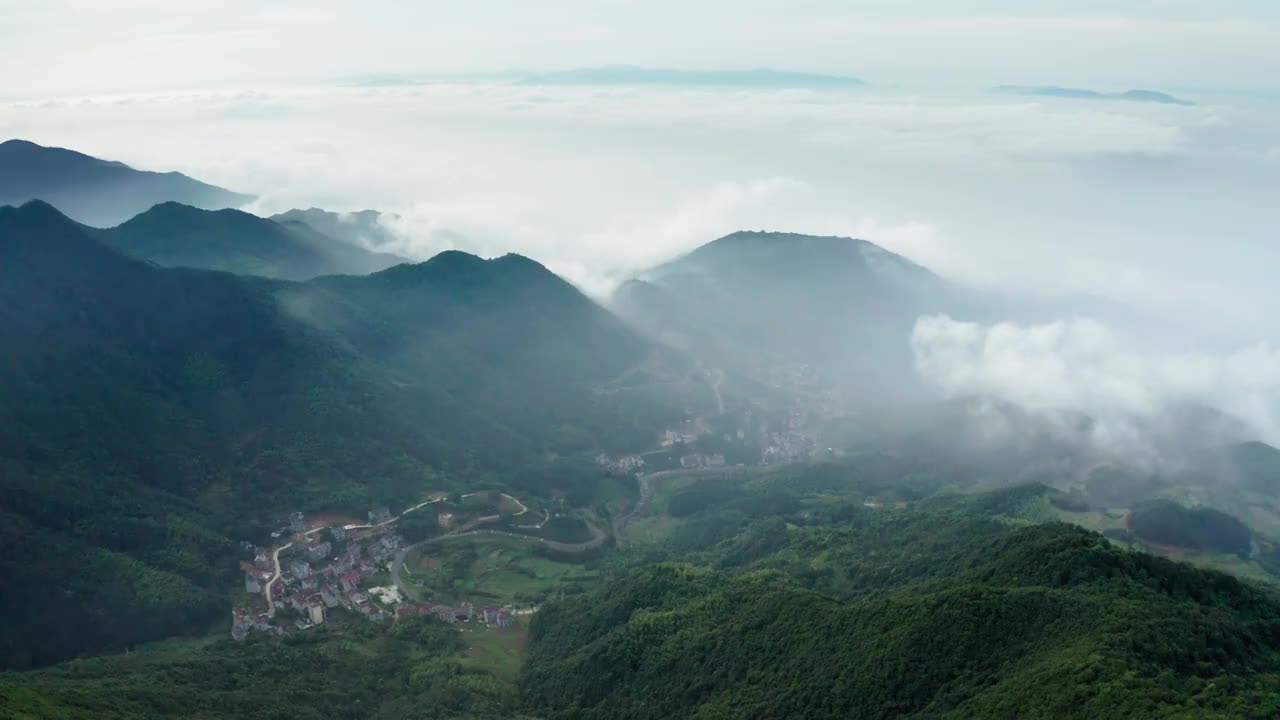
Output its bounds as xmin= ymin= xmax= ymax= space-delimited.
xmin=1 ymin=139 xmax=1279 ymax=718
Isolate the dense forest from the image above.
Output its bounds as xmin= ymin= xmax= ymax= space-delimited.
xmin=521 ymin=478 xmax=1280 ymax=719
xmin=0 ymin=618 xmax=524 ymax=719
xmin=0 ymin=201 xmax=700 ymax=668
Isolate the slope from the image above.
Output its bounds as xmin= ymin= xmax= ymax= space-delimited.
xmin=0 ymin=139 xmax=252 ymax=227
xmin=95 ymin=202 xmax=407 ymax=280
xmin=522 ymin=521 xmax=1280 ymax=719
xmin=612 ymin=231 xmax=961 ymax=405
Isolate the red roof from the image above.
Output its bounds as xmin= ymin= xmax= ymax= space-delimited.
xmin=340 ymin=570 xmax=361 ymax=582
xmin=395 ymin=606 xmax=415 ymax=617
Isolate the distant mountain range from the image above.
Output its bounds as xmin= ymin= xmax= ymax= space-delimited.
xmin=93 ymin=202 xmax=408 ymax=280
xmin=0 ymin=139 xmax=252 ymax=226
xmin=995 ymin=86 xmax=1195 ymax=106
xmin=347 ymin=66 xmax=866 ymax=88
xmin=517 ymin=66 xmax=865 ymax=88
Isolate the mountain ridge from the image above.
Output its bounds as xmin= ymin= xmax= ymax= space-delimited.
xmin=0 ymin=139 xmax=253 ymax=226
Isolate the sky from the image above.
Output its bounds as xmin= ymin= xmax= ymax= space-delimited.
xmin=3 ymin=1 xmax=1280 ymax=437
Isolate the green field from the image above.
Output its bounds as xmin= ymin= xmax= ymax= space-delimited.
xmin=459 ymin=619 xmax=529 ymax=685
xmin=404 ymin=536 xmax=599 ymax=605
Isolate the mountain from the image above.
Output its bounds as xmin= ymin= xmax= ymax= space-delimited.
xmin=612 ymin=231 xmax=962 ymax=406
xmin=95 ymin=202 xmax=408 ymax=280
xmin=521 ymin=488 xmax=1280 ymax=719
xmin=995 ymin=86 xmax=1195 ymax=106
xmin=520 ymin=66 xmax=865 ymax=88
xmin=0 ymin=201 xmax=694 ymax=669
xmin=0 ymin=139 xmax=252 ymax=226
xmin=270 ymin=207 xmax=402 ymax=253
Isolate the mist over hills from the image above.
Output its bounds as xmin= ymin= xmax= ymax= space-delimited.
xmin=0 ymin=139 xmax=252 ymax=227
xmin=612 ymin=230 xmax=975 ymax=405
xmin=270 ymin=207 xmax=401 ymax=253
xmin=0 ymin=199 xmax=698 ymax=668
xmin=994 ymin=85 xmax=1195 ymax=106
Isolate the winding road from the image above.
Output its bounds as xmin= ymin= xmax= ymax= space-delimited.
xmin=390 ymin=516 xmax=607 ymax=602
xmin=262 ymin=494 xmax=449 ymax=617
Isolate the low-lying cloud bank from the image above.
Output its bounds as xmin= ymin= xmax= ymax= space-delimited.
xmin=911 ymin=315 xmax=1280 ymax=459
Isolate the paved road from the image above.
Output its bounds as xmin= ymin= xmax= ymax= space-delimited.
xmin=612 ymin=467 xmax=740 ymax=548
xmin=262 ymin=495 xmax=448 ymax=617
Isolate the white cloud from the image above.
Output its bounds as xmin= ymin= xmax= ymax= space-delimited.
xmin=911 ymin=315 xmax=1280 ymax=453
xmin=2 ymin=83 xmax=1278 ymax=334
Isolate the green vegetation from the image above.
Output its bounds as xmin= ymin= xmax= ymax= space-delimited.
xmin=0 ymin=201 xmax=697 ymax=668
xmin=522 ymin=479 xmax=1280 ymax=719
xmin=0 ymin=618 xmax=524 ymax=719
xmin=1130 ymin=500 xmax=1253 ymax=556
xmin=405 ymin=536 xmax=599 ymax=605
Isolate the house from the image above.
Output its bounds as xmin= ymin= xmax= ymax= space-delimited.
xmin=307 ymin=601 xmax=326 ymax=626
xmin=340 ymin=570 xmax=362 ymax=593
xmin=253 ymin=550 xmax=272 ymax=570
xmin=432 ymin=605 xmax=456 ymax=622
xmin=299 ymin=576 xmax=318 ymax=591
xmin=330 ymin=525 xmax=347 ymax=543
xmin=319 ymin=588 xmax=340 ymax=609
xmin=480 ymin=605 xmax=503 ymax=624
xmin=332 ymin=552 xmax=356 ymax=574
xmin=368 ymin=506 xmax=392 ymax=525
xmin=244 ymin=574 xmax=261 ymax=594
xmin=437 ymin=512 xmax=456 ymax=529
xmin=239 ymin=540 xmax=256 ymax=552
xmin=290 ymin=559 xmax=312 ymax=578
xmin=289 ymin=512 xmax=305 ymax=533
xmin=496 ymin=611 xmax=513 ymax=629
xmin=307 ymin=540 xmax=332 ymax=562
xmin=457 ymin=601 xmax=474 ymax=622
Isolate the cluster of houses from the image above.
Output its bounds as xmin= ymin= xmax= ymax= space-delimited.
xmin=233 ymin=510 xmax=524 ymax=641
xmin=679 ymin=452 xmax=726 ymax=469
xmin=595 ymin=453 xmax=645 ymax=475
xmin=394 ymin=601 xmax=515 ymax=629
xmin=235 ymin=523 xmax=404 ymax=639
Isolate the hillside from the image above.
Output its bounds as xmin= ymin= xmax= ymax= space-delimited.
xmin=612 ymin=231 xmax=962 ymax=405
xmin=0 ymin=201 xmax=692 ymax=669
xmin=95 ymin=202 xmax=407 ymax=280
xmin=0 ymin=618 xmax=519 ymax=719
xmin=523 ymin=522 xmax=1280 ymax=719
xmin=0 ymin=139 xmax=252 ymax=226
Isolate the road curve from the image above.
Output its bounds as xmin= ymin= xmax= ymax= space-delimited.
xmin=391 ymin=517 xmax=607 ymax=602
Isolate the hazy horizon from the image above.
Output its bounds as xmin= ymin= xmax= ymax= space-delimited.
xmin=4 ymin=1 xmax=1280 ymax=448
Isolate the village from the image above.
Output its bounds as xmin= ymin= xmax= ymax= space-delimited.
xmin=231 ymin=506 xmax=519 ymax=642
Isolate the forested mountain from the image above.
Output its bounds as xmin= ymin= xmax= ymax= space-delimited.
xmin=94 ymin=202 xmax=407 ymax=280
xmin=0 ymin=200 xmax=694 ymax=669
xmin=612 ymin=231 xmax=964 ymax=405
xmin=0 ymin=139 xmax=252 ymax=226
xmin=522 ymin=479 xmax=1280 ymax=719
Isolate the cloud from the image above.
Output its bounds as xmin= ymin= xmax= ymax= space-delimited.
xmin=2 ymin=83 xmax=1278 ymax=332
xmin=911 ymin=315 xmax=1280 ymax=457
